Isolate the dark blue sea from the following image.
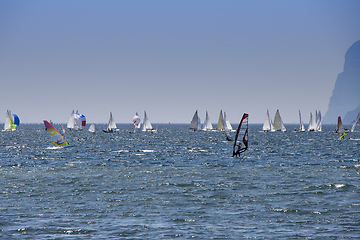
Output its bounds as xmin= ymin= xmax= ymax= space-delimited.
xmin=1 ymin=123 xmax=359 ymax=239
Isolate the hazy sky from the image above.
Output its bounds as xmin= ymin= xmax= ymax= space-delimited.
xmin=1 ymin=0 xmax=360 ymax=124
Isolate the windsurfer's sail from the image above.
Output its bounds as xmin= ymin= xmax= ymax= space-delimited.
xmin=190 ymin=110 xmax=201 ymax=131
xmin=337 ymin=116 xmax=345 ymax=139
xmin=133 ymin=112 xmax=141 ymax=129
xmin=273 ymin=109 xmax=286 ymax=132
xmin=233 ymin=113 xmax=249 ymax=157
xmin=3 ymin=110 xmax=17 ymax=131
xmin=216 ymin=110 xmax=224 ymax=131
xmin=350 ymin=112 xmax=360 ymax=132
xmin=88 ymin=123 xmax=95 ymax=133
xmin=44 ymin=120 xmax=68 ymax=147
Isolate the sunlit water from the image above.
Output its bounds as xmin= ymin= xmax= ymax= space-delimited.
xmin=1 ymin=124 xmax=359 ymax=239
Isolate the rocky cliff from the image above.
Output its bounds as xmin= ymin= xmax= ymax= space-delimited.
xmin=323 ymin=40 xmax=360 ymax=124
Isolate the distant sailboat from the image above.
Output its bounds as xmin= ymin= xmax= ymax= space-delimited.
xmin=216 ymin=110 xmax=224 ymax=131
xmin=133 ymin=112 xmax=141 ymax=129
xmin=273 ymin=109 xmax=286 ymax=132
xmin=223 ymin=111 xmax=234 ymax=132
xmin=3 ymin=110 xmax=17 ymax=131
xmin=233 ymin=113 xmax=249 ymax=157
xmin=67 ymin=110 xmax=86 ymax=130
xmin=103 ymin=112 xmax=117 ymax=133
xmin=350 ymin=112 xmax=360 ymax=132
xmin=88 ymin=124 xmax=95 ymax=133
xmin=262 ymin=110 xmax=271 ymax=132
xmin=142 ymin=111 xmax=155 ymax=132
xmin=190 ymin=110 xmax=201 ymax=131
xmin=44 ymin=120 xmax=68 ymax=147
xmin=337 ymin=116 xmax=345 ymax=139
xmin=294 ymin=110 xmax=305 ymax=132
xmin=202 ymin=111 xmax=213 ymax=131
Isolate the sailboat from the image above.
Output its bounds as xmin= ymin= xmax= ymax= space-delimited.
xmin=337 ymin=116 xmax=345 ymax=139
xmin=233 ymin=113 xmax=249 ymax=157
xmin=88 ymin=123 xmax=95 ymax=133
xmin=294 ymin=110 xmax=305 ymax=132
xmin=67 ymin=110 xmax=86 ymax=130
xmin=350 ymin=112 xmax=360 ymax=132
xmin=3 ymin=110 xmax=18 ymax=131
xmin=190 ymin=110 xmax=201 ymax=131
xmin=273 ymin=109 xmax=286 ymax=132
xmin=202 ymin=111 xmax=213 ymax=131
xmin=142 ymin=111 xmax=155 ymax=132
xmin=262 ymin=110 xmax=272 ymax=132
xmin=133 ymin=112 xmax=141 ymax=129
xmin=103 ymin=112 xmax=117 ymax=133
xmin=216 ymin=110 xmax=225 ymax=131
xmin=223 ymin=111 xmax=234 ymax=132
xmin=43 ymin=120 xmax=68 ymax=147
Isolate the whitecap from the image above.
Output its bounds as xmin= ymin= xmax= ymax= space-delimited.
xmin=142 ymin=150 xmax=154 ymax=153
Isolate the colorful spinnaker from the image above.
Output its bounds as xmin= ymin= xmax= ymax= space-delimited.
xmin=44 ymin=120 xmax=68 ymax=147
xmin=3 ymin=110 xmax=17 ymax=131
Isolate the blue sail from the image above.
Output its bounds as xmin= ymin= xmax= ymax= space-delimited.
xmin=12 ymin=114 xmax=20 ymax=126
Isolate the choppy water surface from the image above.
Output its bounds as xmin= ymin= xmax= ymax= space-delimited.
xmin=1 ymin=124 xmax=359 ymax=239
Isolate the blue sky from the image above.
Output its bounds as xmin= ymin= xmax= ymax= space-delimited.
xmin=1 ymin=0 xmax=360 ymax=124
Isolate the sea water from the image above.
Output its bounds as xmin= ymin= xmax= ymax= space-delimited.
xmin=0 ymin=124 xmax=359 ymax=239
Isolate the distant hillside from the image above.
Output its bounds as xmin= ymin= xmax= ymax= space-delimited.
xmin=323 ymin=40 xmax=360 ymax=124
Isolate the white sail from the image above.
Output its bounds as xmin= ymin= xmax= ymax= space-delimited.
xmin=216 ymin=110 xmax=224 ymax=131
xmin=142 ymin=111 xmax=153 ymax=131
xmin=273 ymin=109 xmax=286 ymax=132
xmin=298 ymin=110 xmax=305 ymax=132
xmin=3 ymin=110 xmax=17 ymax=131
xmin=316 ymin=110 xmax=322 ymax=132
xmin=88 ymin=123 xmax=95 ymax=133
xmin=133 ymin=112 xmax=141 ymax=129
xmin=308 ymin=112 xmax=316 ymax=131
xmin=223 ymin=111 xmax=234 ymax=132
xmin=67 ymin=110 xmax=75 ymax=129
xmin=262 ymin=110 xmax=271 ymax=132
xmin=350 ymin=112 xmax=360 ymax=132
xmin=190 ymin=110 xmax=202 ymax=131
xmin=202 ymin=111 xmax=213 ymax=131
xmin=108 ymin=112 xmax=117 ymax=130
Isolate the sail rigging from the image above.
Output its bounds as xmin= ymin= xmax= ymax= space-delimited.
xmin=294 ymin=110 xmax=305 ymax=132
xmin=233 ymin=113 xmax=249 ymax=157
xmin=44 ymin=120 xmax=68 ymax=147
